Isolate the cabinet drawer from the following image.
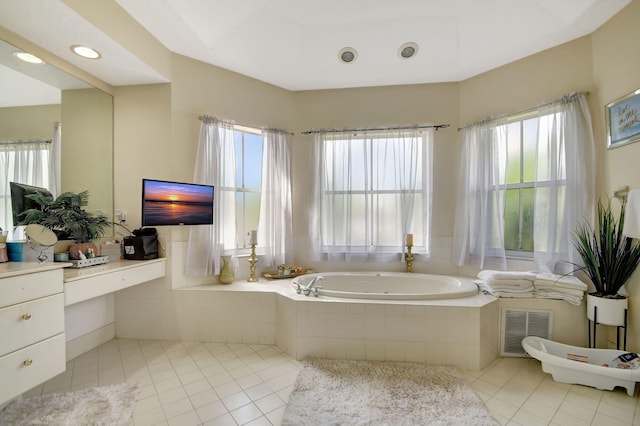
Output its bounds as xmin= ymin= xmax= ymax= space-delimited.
xmin=0 ymin=293 xmax=64 ymax=356
xmin=0 ymin=269 xmax=63 ymax=308
xmin=0 ymin=333 xmax=65 ymax=404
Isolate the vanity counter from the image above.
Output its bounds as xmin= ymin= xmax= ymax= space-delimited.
xmin=63 ymin=258 xmax=166 ymax=306
xmin=0 ymin=261 xmax=70 ymax=280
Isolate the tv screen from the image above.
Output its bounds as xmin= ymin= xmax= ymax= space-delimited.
xmin=142 ymin=179 xmax=214 ymax=226
xmin=10 ymin=182 xmax=53 ymax=226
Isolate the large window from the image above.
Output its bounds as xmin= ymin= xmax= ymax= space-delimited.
xmin=312 ymin=129 xmax=432 ymax=260
xmin=232 ymin=126 xmax=263 ymax=249
xmin=499 ymin=113 xmax=565 ymax=256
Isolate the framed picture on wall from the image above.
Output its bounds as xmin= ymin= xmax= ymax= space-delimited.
xmin=606 ymin=88 xmax=640 ymax=149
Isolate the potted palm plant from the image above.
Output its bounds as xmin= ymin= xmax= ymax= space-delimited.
xmin=18 ymin=190 xmax=109 ymax=258
xmin=573 ymin=198 xmax=640 ymax=326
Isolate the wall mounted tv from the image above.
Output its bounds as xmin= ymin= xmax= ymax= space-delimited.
xmin=142 ymin=179 xmax=214 ymax=226
xmin=10 ymin=182 xmax=53 ymax=226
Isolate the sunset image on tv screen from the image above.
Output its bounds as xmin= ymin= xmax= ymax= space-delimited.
xmin=142 ymin=179 xmax=214 ymax=226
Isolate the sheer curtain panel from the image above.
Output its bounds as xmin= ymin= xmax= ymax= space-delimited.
xmin=257 ymin=128 xmax=293 ymax=267
xmin=452 ymin=92 xmax=595 ymax=273
xmin=186 ymin=116 xmax=237 ymax=276
xmin=309 ymin=128 xmax=432 ymax=263
xmin=452 ymin=118 xmax=509 ymax=269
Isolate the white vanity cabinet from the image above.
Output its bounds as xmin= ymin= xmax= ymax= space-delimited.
xmin=0 ymin=264 xmax=67 ymax=405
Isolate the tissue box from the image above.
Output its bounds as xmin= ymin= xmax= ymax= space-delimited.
xmin=7 ymin=241 xmax=54 ymax=262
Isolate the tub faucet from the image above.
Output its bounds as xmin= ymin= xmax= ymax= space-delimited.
xmin=303 ymin=275 xmax=324 ymax=296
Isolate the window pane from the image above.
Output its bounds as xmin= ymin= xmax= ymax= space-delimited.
xmin=234 ymin=131 xmax=243 ymax=187
xmin=504 ymin=189 xmax=520 ymax=250
xmin=235 ymin=192 xmax=244 ymax=247
xmin=245 ymin=192 xmax=260 ymax=239
xmin=506 ymin=122 xmax=521 ymax=184
xmin=244 ymin=133 xmax=262 ymax=189
xmin=521 ymin=187 xmax=534 ymax=251
xmin=522 ymin=117 xmax=538 ymax=182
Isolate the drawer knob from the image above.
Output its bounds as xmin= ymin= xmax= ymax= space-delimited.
xmin=22 ymin=313 xmax=32 ymax=320
xmin=23 ymin=359 xmax=33 ymax=366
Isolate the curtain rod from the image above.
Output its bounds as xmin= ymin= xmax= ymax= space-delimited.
xmin=198 ymin=116 xmax=294 ymax=135
xmin=0 ymin=139 xmax=51 ymax=145
xmin=301 ymin=124 xmax=450 ymax=135
xmin=458 ymin=90 xmax=590 ymax=131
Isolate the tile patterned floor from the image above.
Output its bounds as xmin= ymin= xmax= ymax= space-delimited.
xmin=24 ymin=338 xmax=640 ymax=425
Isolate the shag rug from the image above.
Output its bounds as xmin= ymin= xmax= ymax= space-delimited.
xmin=282 ymin=359 xmax=498 ymax=426
xmin=0 ymin=383 xmax=139 ymax=426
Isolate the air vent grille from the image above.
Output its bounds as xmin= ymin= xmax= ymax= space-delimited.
xmin=501 ymin=308 xmax=553 ymax=357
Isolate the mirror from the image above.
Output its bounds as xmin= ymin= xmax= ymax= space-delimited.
xmin=0 ymin=39 xmax=113 ymax=236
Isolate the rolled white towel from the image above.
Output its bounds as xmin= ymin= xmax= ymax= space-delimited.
xmin=484 ymin=279 xmax=535 ymax=289
xmin=478 ymin=270 xmax=536 ymax=281
xmin=493 ymin=291 xmax=535 ymax=298
xmin=534 ymin=273 xmax=588 ymax=291
xmin=535 ymin=286 xmax=585 ymax=297
xmin=488 ymin=284 xmax=535 ymax=293
xmin=535 ymin=291 xmax=583 ymax=305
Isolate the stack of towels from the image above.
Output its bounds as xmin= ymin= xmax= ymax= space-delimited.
xmin=533 ymin=273 xmax=588 ymax=305
xmin=475 ymin=270 xmax=536 ymax=298
xmin=476 ymin=270 xmax=588 ymax=305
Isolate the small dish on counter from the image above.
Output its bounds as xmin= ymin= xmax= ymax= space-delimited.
xmin=262 ymin=269 xmax=316 ymax=279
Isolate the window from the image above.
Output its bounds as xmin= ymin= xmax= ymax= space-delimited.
xmin=312 ymin=129 xmax=432 ymax=260
xmin=232 ymin=126 xmax=262 ymax=249
xmin=498 ymin=113 xmax=565 ymax=256
xmin=0 ymin=141 xmax=54 ymax=232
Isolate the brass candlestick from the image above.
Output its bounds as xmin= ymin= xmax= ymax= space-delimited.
xmin=247 ymin=243 xmax=258 ymax=282
xmin=405 ymin=244 xmax=414 ymax=273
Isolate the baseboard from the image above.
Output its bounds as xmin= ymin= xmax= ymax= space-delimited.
xmin=65 ymin=322 xmax=115 ymax=361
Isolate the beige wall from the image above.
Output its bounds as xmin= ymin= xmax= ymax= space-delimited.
xmin=592 ymin=0 xmax=640 ymax=351
xmin=61 ymin=89 xmax=113 ymax=217
xmin=0 ymin=104 xmax=60 ymax=140
xmin=107 ymin=0 xmax=640 ymax=350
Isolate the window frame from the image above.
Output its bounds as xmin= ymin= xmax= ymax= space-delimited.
xmin=497 ymin=111 xmax=567 ymax=259
xmin=317 ymin=129 xmax=431 ymax=256
xmin=231 ymin=125 xmax=263 ymax=252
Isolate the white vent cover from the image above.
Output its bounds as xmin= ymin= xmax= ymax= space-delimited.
xmin=501 ymin=308 xmax=553 ymax=357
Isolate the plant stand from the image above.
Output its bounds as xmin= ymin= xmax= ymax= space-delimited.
xmin=588 ymin=305 xmax=628 ymax=351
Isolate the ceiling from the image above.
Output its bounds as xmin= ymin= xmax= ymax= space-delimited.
xmin=0 ymin=0 xmax=631 ymax=93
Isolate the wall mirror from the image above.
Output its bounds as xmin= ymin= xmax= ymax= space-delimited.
xmin=0 ymin=38 xmax=113 ymax=238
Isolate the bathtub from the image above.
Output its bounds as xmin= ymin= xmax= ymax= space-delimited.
xmin=522 ymin=336 xmax=640 ymax=396
xmin=291 ymin=272 xmax=478 ymax=300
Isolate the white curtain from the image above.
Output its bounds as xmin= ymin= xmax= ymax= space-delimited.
xmin=532 ymin=92 xmax=595 ymax=273
xmin=186 ymin=116 xmax=237 ymax=276
xmin=452 ymin=92 xmax=595 ymax=272
xmin=257 ymin=128 xmax=293 ymax=267
xmin=0 ymin=139 xmax=55 ymax=231
xmin=309 ymin=128 xmax=432 ymax=263
xmin=452 ymin=118 xmax=508 ymax=269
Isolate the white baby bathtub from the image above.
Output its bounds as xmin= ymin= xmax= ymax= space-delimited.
xmin=522 ymin=336 xmax=640 ymax=396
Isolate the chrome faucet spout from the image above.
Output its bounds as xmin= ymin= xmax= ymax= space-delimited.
xmin=303 ymin=275 xmax=324 ymax=296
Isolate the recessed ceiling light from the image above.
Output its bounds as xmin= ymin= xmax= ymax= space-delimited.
xmin=13 ymin=51 xmax=43 ymax=64
xmin=398 ymin=42 xmax=419 ymax=59
xmin=339 ymin=47 xmax=358 ymax=64
xmin=71 ymin=45 xmax=101 ymax=59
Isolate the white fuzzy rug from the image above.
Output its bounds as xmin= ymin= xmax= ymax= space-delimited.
xmin=282 ymin=359 xmax=498 ymax=426
xmin=0 ymin=383 xmax=139 ymax=426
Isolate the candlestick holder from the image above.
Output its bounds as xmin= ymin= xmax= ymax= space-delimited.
xmin=405 ymin=244 xmax=413 ymax=273
xmin=247 ymin=243 xmax=258 ymax=282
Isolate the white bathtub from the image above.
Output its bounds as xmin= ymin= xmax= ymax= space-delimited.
xmin=291 ymin=272 xmax=478 ymax=300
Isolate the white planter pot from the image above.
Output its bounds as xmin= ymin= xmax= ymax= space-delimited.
xmin=586 ymin=294 xmax=628 ymax=326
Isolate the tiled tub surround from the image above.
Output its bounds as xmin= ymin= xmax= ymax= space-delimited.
xmin=123 ymin=279 xmax=499 ymax=371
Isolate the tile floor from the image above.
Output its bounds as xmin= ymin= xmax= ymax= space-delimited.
xmin=24 ymin=338 xmax=640 ymax=425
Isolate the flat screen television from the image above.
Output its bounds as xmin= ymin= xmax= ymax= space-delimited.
xmin=142 ymin=179 xmax=214 ymax=226
xmin=10 ymin=182 xmax=53 ymax=226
